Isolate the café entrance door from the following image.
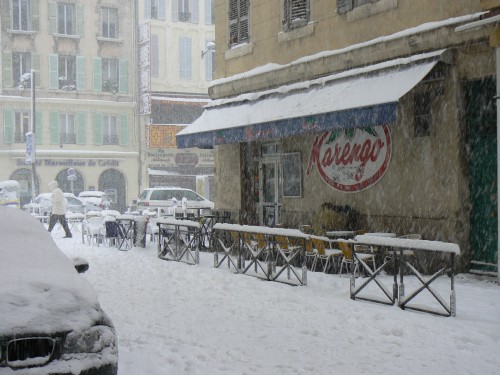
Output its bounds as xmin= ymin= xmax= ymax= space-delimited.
xmin=259 ymin=158 xmax=282 ymax=227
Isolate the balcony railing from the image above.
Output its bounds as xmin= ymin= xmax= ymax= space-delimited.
xmin=103 ymin=134 xmax=119 ymax=145
xmin=60 ymin=133 xmax=76 ymax=144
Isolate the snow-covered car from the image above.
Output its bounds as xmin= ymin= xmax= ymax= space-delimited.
xmin=78 ymin=191 xmax=112 ymax=210
xmin=136 ymin=187 xmax=214 ymax=215
xmin=23 ymin=193 xmax=101 ymax=216
xmin=0 ymin=207 xmax=118 ymax=374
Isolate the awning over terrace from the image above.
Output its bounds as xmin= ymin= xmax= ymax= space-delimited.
xmin=176 ymin=50 xmax=448 ymax=149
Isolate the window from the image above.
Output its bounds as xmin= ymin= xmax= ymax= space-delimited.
xmin=172 ymin=0 xmax=198 ymax=23
xmin=283 ymin=0 xmax=309 ymax=31
xmin=205 ymin=0 xmax=214 ymax=25
xmin=102 ymin=59 xmax=119 ymax=93
xmin=13 ymin=52 xmax=31 ymax=88
xmin=14 ymin=111 xmax=30 ymax=143
xmin=101 ymin=8 xmax=117 ymax=38
xmin=282 ymin=153 xmax=302 ymax=198
xmin=102 ymin=115 xmax=118 ymax=145
xmin=414 ymin=91 xmax=431 ymax=137
xmin=12 ymin=0 xmax=30 ymax=31
xmin=58 ymin=55 xmax=76 ymax=90
xmin=229 ymin=0 xmax=249 ymax=46
xmin=179 ymin=37 xmax=192 ymax=80
xmin=58 ymin=3 xmax=75 ymax=35
xmin=145 ymin=0 xmax=166 ymax=20
xmin=59 ymin=113 xmax=76 ymax=144
xmin=337 ymin=0 xmax=380 ymax=14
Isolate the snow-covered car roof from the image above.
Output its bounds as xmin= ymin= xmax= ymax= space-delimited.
xmin=0 ymin=208 xmax=101 ymax=336
xmin=78 ymin=190 xmax=108 ymax=197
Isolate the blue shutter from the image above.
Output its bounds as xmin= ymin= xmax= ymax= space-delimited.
xmin=172 ymin=0 xmax=179 ymax=21
xmin=76 ymin=112 xmax=86 ymax=144
xmin=93 ymin=57 xmax=102 ymax=91
xmin=3 ymin=109 xmax=14 ymax=144
xmin=145 ymin=0 xmax=151 ymax=19
xmin=48 ymin=1 xmax=57 ymax=33
xmin=3 ymin=52 xmax=13 ymax=88
xmin=119 ymin=114 xmax=128 ymax=146
xmin=192 ymin=0 xmax=199 ymax=23
xmin=119 ymin=59 xmax=128 ymax=93
xmin=77 ymin=56 xmax=85 ymax=90
xmin=179 ymin=37 xmax=192 ymax=80
xmin=31 ymin=0 xmax=40 ymax=30
xmin=76 ymin=4 xmax=84 ymax=36
xmin=49 ymin=111 xmax=59 ymax=144
xmin=93 ymin=113 xmax=103 ymax=145
xmin=159 ymin=0 xmax=166 ymax=20
xmin=49 ymin=54 xmax=59 ymax=89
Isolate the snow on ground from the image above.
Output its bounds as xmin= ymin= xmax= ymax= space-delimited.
xmin=53 ymin=229 xmax=500 ymax=375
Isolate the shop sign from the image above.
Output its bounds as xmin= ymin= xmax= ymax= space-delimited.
xmin=306 ymin=125 xmax=392 ymax=192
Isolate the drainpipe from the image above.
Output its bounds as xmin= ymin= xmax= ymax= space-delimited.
xmin=497 ymin=47 xmax=500 ymax=285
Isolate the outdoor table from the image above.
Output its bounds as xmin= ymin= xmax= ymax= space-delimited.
xmin=67 ymin=213 xmax=85 ymax=232
xmin=116 ymin=215 xmax=134 ymax=251
xmin=350 ymin=235 xmax=460 ymax=317
xmin=211 ymin=223 xmax=308 ymax=286
xmin=157 ymin=217 xmax=200 ymax=265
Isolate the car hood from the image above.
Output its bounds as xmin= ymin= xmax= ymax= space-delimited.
xmin=0 ymin=208 xmax=103 ymax=336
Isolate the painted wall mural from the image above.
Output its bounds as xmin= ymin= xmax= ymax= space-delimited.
xmin=306 ymin=125 xmax=392 ymax=192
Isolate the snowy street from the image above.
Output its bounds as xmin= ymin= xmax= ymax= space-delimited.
xmin=54 ymin=231 xmax=500 ymax=375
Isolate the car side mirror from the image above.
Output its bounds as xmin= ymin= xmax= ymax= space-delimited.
xmin=72 ymin=256 xmax=89 ymax=274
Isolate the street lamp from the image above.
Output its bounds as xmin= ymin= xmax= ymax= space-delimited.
xmin=201 ymin=41 xmax=215 ymax=58
xmin=25 ymin=69 xmax=36 ymax=201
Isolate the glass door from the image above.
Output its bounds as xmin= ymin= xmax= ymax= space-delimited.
xmin=259 ymin=159 xmax=281 ymax=227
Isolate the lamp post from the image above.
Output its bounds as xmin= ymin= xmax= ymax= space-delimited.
xmin=25 ymin=69 xmax=36 ymax=201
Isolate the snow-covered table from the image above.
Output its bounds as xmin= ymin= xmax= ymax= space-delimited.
xmin=349 ymin=235 xmax=460 ymax=317
xmin=157 ymin=217 xmax=201 ymax=265
xmin=211 ymin=223 xmax=309 ymax=286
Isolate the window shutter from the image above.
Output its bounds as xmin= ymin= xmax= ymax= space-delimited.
xmin=119 ymin=59 xmax=128 ymax=93
xmin=229 ymin=0 xmax=238 ymax=45
xmin=337 ymin=0 xmax=353 ymax=14
xmin=3 ymin=109 xmax=14 ymax=144
xmin=49 ymin=54 xmax=59 ymax=89
xmin=240 ymin=0 xmax=249 ymax=42
xmin=119 ymin=114 xmax=128 ymax=146
xmin=77 ymin=56 xmax=86 ymax=90
xmin=93 ymin=57 xmax=102 ymax=91
xmin=48 ymin=1 xmax=57 ymax=33
xmin=192 ymin=0 xmax=199 ymax=23
xmin=35 ymin=111 xmax=42 ymax=144
xmin=283 ymin=0 xmax=290 ymax=31
xmin=76 ymin=4 xmax=84 ymax=36
xmin=145 ymin=0 xmax=151 ymax=19
xmin=76 ymin=112 xmax=86 ymax=144
xmin=172 ymin=0 xmax=179 ymax=21
xmin=151 ymin=34 xmax=159 ymax=77
xmin=1 ymin=0 xmax=11 ymax=31
xmin=2 ymin=52 xmax=13 ymax=88
xmin=159 ymin=0 xmax=166 ymax=20
xmin=49 ymin=111 xmax=59 ymax=144
xmin=32 ymin=54 xmax=41 ymax=87
xmin=31 ymin=0 xmax=40 ymax=31
xmin=93 ymin=113 xmax=103 ymax=145
xmin=179 ymin=37 xmax=192 ymax=80
xmin=291 ymin=0 xmax=308 ymax=22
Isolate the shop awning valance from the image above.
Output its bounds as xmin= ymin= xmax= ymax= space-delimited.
xmin=177 ymin=50 xmax=447 ymax=149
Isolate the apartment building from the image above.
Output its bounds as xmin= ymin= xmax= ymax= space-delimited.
xmin=0 ymin=0 xmax=138 ymax=212
xmin=177 ymin=0 xmax=499 ymax=273
xmin=137 ymin=0 xmax=215 ymax=200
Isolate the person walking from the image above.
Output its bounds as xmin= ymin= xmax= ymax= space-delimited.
xmin=47 ymin=180 xmax=72 ymax=238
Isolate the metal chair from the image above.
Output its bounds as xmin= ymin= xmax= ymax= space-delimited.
xmin=338 ymin=241 xmax=376 ymax=276
xmin=311 ymin=236 xmax=343 ymax=273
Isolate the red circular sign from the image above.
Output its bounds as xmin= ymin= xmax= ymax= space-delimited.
xmin=306 ymin=125 xmax=392 ymax=192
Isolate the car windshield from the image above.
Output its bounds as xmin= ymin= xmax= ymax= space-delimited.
xmin=149 ymin=190 xmax=204 ymax=201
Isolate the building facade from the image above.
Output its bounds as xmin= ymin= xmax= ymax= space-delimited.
xmin=178 ymin=0 xmax=499 ymax=274
xmin=0 ymin=0 xmax=138 ymax=213
xmin=137 ymin=0 xmax=215 ymax=201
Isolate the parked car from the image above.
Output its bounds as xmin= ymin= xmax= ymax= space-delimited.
xmin=23 ymin=193 xmax=101 ymax=216
xmin=0 ymin=207 xmax=118 ymax=374
xmin=78 ymin=191 xmax=112 ymax=210
xmin=136 ymin=187 xmax=214 ymax=214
